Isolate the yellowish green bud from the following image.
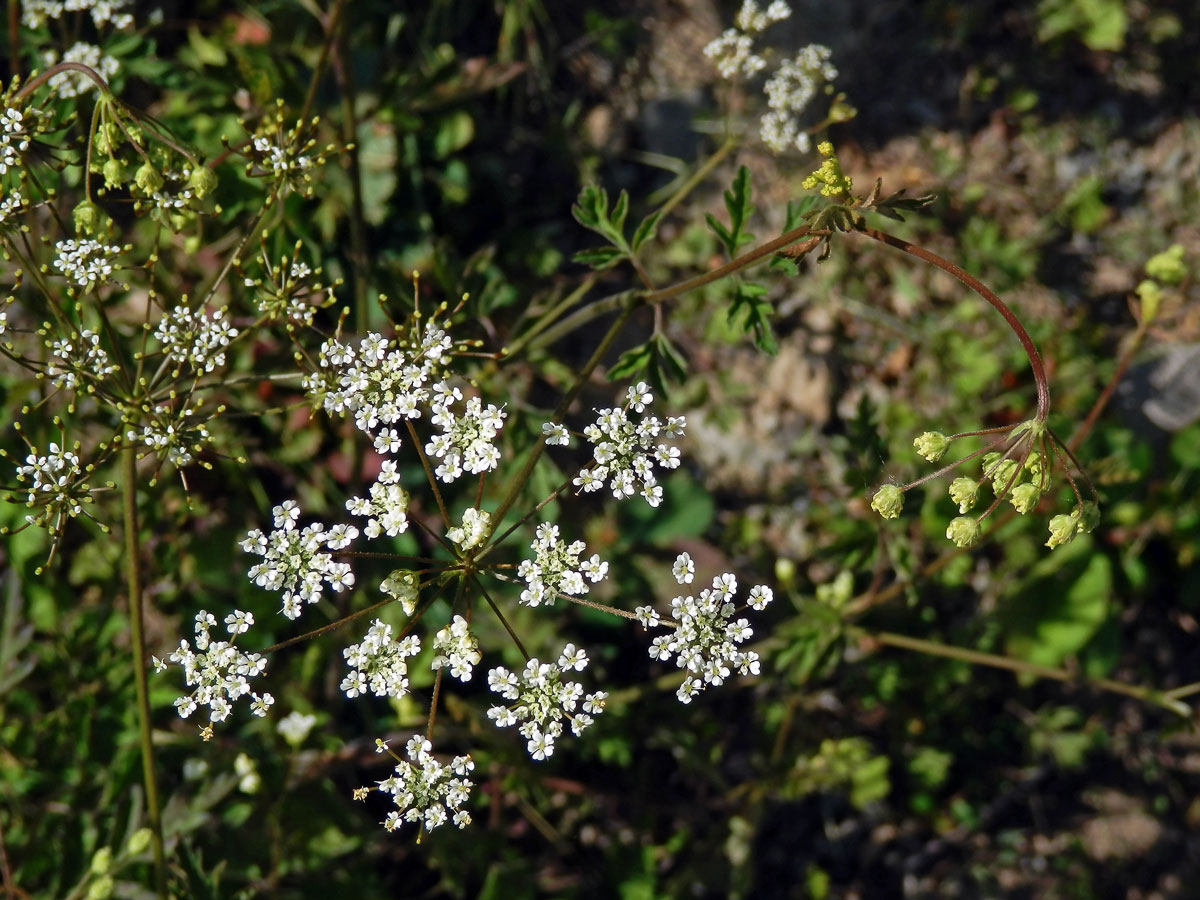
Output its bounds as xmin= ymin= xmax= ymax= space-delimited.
xmin=134 ymin=161 xmax=164 ymax=194
xmin=1023 ymin=449 xmax=1045 ymax=482
xmin=90 ymin=847 xmax=112 ymax=875
xmin=188 ymin=165 xmax=218 ymax=199
xmin=381 ymin=569 xmax=419 ymax=616
xmin=101 ymin=157 xmax=127 ymax=188
xmin=126 ymin=827 xmax=153 ymax=855
xmin=989 ymin=458 xmax=1020 ymax=493
xmin=1145 ymin=243 xmax=1186 ymax=286
xmin=948 ymin=476 xmax=980 ymax=513
xmin=1073 ymin=501 xmax=1100 ymax=535
xmin=86 ymin=875 xmax=114 ymax=900
xmin=1136 ymin=279 xmax=1162 ymax=324
xmin=945 ymin=516 xmax=980 ymax=548
xmin=801 ymin=141 xmax=854 ymax=198
xmin=913 ymin=431 xmax=950 ymax=462
xmin=981 ymin=451 xmax=1002 ymax=470
xmin=73 ymin=201 xmax=104 ymax=235
xmin=870 ymin=484 xmax=904 ymax=520
xmin=1046 ymin=513 xmax=1078 ymax=549
xmin=1009 ymin=482 xmax=1041 ymax=514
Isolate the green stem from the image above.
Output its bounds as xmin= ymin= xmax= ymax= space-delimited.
xmin=856 ymin=627 xmax=1191 ymax=717
xmin=121 ymin=447 xmax=167 ymax=899
xmin=655 ymin=134 xmax=737 ymax=220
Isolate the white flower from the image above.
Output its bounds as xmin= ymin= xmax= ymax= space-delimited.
xmin=346 ymin=461 xmax=410 ymax=539
xmin=446 ymin=507 xmax=491 ymax=552
xmin=367 ymin=737 xmax=474 ymax=833
xmin=163 ymin=609 xmax=270 ymax=726
xmin=517 ymin=523 xmax=607 ymax=607
xmin=41 ymin=42 xmax=119 ymax=98
xmin=703 ymin=28 xmax=766 ymax=79
xmin=47 ymin=328 xmax=117 ymax=390
xmin=52 ymin=239 xmax=122 ymax=291
xmin=735 ymin=0 xmax=791 ymax=33
xmin=153 ymin=305 xmax=238 ymax=373
xmin=431 ymin=615 xmax=482 ymax=682
xmin=542 ymin=422 xmax=570 ymax=445
xmin=340 ymin=618 xmax=421 ymax=700
xmin=672 ymin=552 xmax=695 ymax=584
xmin=424 ymin=385 xmax=506 ymax=484
xmin=277 ymin=710 xmax=317 ymax=746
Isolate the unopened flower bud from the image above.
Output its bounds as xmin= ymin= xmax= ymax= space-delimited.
xmin=381 ymin=569 xmax=419 ymax=615
xmin=73 ymin=201 xmax=103 ymax=235
xmin=86 ymin=875 xmax=114 ymax=900
xmin=134 ymin=161 xmax=164 ymax=194
xmin=1145 ymin=243 xmax=1186 ymax=286
xmin=188 ymin=165 xmax=218 ymax=199
xmin=89 ymin=847 xmax=112 ymax=875
xmin=126 ymin=827 xmax=153 ymax=856
xmin=1009 ymin=482 xmax=1041 ymax=514
xmin=948 ymin=477 xmax=979 ymax=513
xmin=989 ymin=458 xmax=1020 ymax=493
xmin=945 ymin=516 xmax=980 ymax=548
xmin=1046 ymin=514 xmax=1078 ymax=549
xmin=870 ymin=484 xmax=903 ymax=520
xmin=101 ymin=157 xmax=127 ymax=188
xmin=913 ymin=431 xmax=950 ymax=462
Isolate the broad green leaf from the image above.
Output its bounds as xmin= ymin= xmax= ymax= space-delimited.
xmin=1004 ymin=549 xmax=1112 ymax=668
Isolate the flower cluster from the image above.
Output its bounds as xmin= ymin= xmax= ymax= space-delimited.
xmin=703 ymin=0 xmax=836 ymax=155
xmin=340 ymin=618 xmax=421 ymax=699
xmin=362 ymin=736 xmax=474 ymax=833
xmin=0 ymin=107 xmax=31 ymax=176
xmin=517 ymin=523 xmax=608 ymax=607
xmin=430 ymin=615 xmax=482 ymax=682
xmin=53 ymin=239 xmax=122 ymax=291
xmin=0 ymin=189 xmax=24 ymax=225
xmin=47 ymin=328 xmax=117 ymax=390
xmin=346 ymin=460 xmax=411 ymax=539
xmin=240 ymin=500 xmax=356 ymax=619
xmin=486 ymin=645 xmax=607 ymax=760
xmin=636 ymin=555 xmax=773 ymax=704
xmin=424 ymin=383 xmax=506 ymax=482
xmin=41 ymin=43 xmax=119 ymax=98
xmin=305 ymin=323 xmax=452 ymax=445
xmin=446 ymin=507 xmax=491 ymax=552
xmin=245 ymin=251 xmax=330 ymax=328
xmin=125 ymin=402 xmax=214 ymax=468
xmin=162 ymin=611 xmax=272 ymax=724
xmin=801 ymin=140 xmax=854 ymax=197
xmin=22 ymin=0 xmax=133 ymax=30
xmin=153 ymin=304 xmax=238 ymax=373
xmin=244 ymin=107 xmax=332 ymax=196
xmin=571 ymin=381 xmax=685 ymax=507
xmin=12 ymin=441 xmax=90 ymax=526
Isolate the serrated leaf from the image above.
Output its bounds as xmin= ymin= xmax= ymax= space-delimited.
xmin=571 ymin=184 xmax=607 ymax=231
xmin=611 ymin=189 xmax=629 ymax=235
xmin=705 ymin=212 xmax=732 ymax=249
xmin=572 ymin=245 xmax=626 ymax=269
xmin=725 ymin=165 xmax=755 ymax=237
xmin=631 ymin=210 xmax=663 ymax=252
xmin=727 ymin=280 xmax=777 ymax=355
xmin=607 ymin=342 xmax=654 ymax=381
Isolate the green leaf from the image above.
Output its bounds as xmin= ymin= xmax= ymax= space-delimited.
xmin=727 ymin=280 xmax=777 ymax=354
xmin=572 ymin=184 xmax=608 ymax=231
xmin=607 ymin=341 xmax=654 ymax=381
xmin=572 ymin=245 xmax=627 ymax=269
xmin=610 ymin=189 xmax=629 ymax=235
xmin=1004 ymin=548 xmax=1112 ymax=668
xmin=631 ymin=210 xmax=663 ymax=252
xmin=432 ymin=110 xmax=474 ymax=158
xmin=706 ymin=166 xmax=756 ymax=257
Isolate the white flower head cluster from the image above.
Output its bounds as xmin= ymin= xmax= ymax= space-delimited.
xmin=305 ymin=323 xmax=452 ymax=446
xmin=573 ymin=381 xmax=685 ymax=507
xmin=22 ymin=0 xmax=133 ymax=29
xmin=240 ymin=500 xmax=357 ymax=620
xmin=346 ymin=460 xmax=411 ymax=539
xmin=163 ymin=610 xmax=273 ymax=724
xmin=425 ymin=383 xmax=506 ymax=482
xmin=517 ymin=523 xmax=608 ymax=608
xmin=14 ymin=441 xmax=87 ymax=524
xmin=430 ymin=615 xmax=482 ymax=682
xmin=486 ymin=645 xmax=607 ymax=760
xmin=246 ymin=256 xmax=327 ymax=328
xmin=126 ymin=403 xmax=212 ymax=468
xmin=41 ymin=43 xmax=120 ymax=98
xmin=153 ymin=304 xmax=238 ymax=373
xmin=340 ymin=618 xmax=421 ymax=699
xmin=0 ymin=189 xmax=24 ymax=225
xmin=703 ymin=0 xmax=836 ymax=156
xmin=369 ymin=736 xmax=474 ymax=833
xmin=761 ymin=46 xmax=838 ymax=154
xmin=53 ymin=239 xmax=122 ymax=291
xmin=48 ymin=328 xmax=117 ymax=391
xmin=276 ymin=710 xmax=318 ymax=747
xmin=0 ymin=107 xmax=30 ymax=175
xmin=252 ymin=134 xmax=313 ymax=179
xmin=446 ymin=506 xmax=491 ymax=552
xmin=636 ymin=554 xmax=774 ymax=704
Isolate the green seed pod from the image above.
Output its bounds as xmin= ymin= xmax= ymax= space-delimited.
xmin=381 ymin=568 xmax=419 ymax=615
xmin=870 ymin=484 xmax=904 ymax=520
xmin=101 ymin=157 xmax=127 ymax=188
xmin=134 ymin=160 xmax=164 ymax=194
xmin=188 ymin=165 xmax=218 ymax=199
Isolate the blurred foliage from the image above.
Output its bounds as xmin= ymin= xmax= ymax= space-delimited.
xmin=3 ymin=0 xmax=1200 ymax=899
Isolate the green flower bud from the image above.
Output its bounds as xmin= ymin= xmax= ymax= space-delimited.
xmin=73 ymin=201 xmax=104 ymax=236
xmin=913 ymin=431 xmax=950 ymax=462
xmin=946 ymin=516 xmax=981 ymax=548
xmin=101 ymin=157 xmax=128 ymax=188
xmin=1023 ymin=449 xmax=1044 ymax=480
xmin=1145 ymin=243 xmax=1186 ymax=286
xmin=90 ymin=847 xmax=112 ymax=875
xmin=134 ymin=160 xmax=164 ymax=194
xmin=1046 ymin=513 xmax=1078 ymax=549
xmin=126 ymin=827 xmax=153 ymax=856
xmin=1009 ymin=482 xmax=1042 ymax=514
xmin=381 ymin=568 xmax=419 ymax=615
xmin=87 ymin=875 xmax=114 ymax=900
xmin=870 ymin=484 xmax=904 ymax=520
xmin=188 ymin=165 xmax=218 ymax=199
xmin=1073 ymin=501 xmax=1101 ymax=535
xmin=949 ymin=476 xmax=980 ymax=513
xmin=981 ymin=451 xmax=1002 ymax=470
xmin=989 ymin=458 xmax=1020 ymax=493
xmin=1136 ymin=279 xmax=1162 ymax=325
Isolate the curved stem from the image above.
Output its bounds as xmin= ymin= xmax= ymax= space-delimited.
xmin=121 ymin=447 xmax=166 ymax=899
xmin=856 ymin=627 xmax=1191 ymax=717
xmin=856 ymin=226 xmax=1050 ymax=423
